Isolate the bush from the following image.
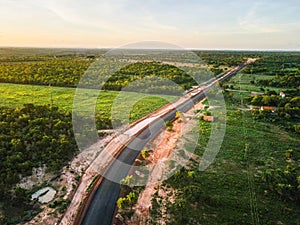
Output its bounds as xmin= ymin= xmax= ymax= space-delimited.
xmin=141 ymin=149 xmax=150 ymax=159
xmin=165 ymin=120 xmax=174 ymax=131
xmin=262 ymin=152 xmax=299 ymax=202
xmin=294 ymin=124 xmax=300 ymax=133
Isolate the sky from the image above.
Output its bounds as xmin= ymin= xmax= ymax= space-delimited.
xmin=0 ymin=0 xmax=300 ymax=50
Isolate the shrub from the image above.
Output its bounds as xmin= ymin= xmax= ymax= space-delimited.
xmin=262 ymin=153 xmax=299 ymax=202
xmin=165 ymin=120 xmax=174 ymax=131
xmin=141 ymin=149 xmax=150 ymax=159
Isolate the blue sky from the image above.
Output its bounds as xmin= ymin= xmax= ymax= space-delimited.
xmin=0 ymin=0 xmax=300 ymax=49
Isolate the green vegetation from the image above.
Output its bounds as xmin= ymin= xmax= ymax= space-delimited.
xmin=165 ymin=120 xmax=174 ymax=131
xmin=197 ymin=51 xmax=255 ymax=67
xmin=223 ymin=52 xmax=300 ymax=134
xmin=262 ymin=152 xmax=299 ymax=203
xmin=0 ymin=56 xmax=91 ymax=87
xmin=49 ymin=197 xmax=71 ymax=214
xmin=223 ymin=72 xmax=284 ymax=92
xmin=0 ymin=53 xmax=197 ymax=93
xmin=117 ymin=191 xmax=139 ymax=209
xmin=0 ymin=83 xmax=173 ymax=223
xmin=248 ymin=93 xmax=300 ymax=132
xmin=117 ymin=175 xmax=144 ymax=221
xmin=0 ymin=48 xmax=263 ymax=93
xmin=141 ymin=149 xmax=150 ymax=159
xmin=0 ymin=104 xmax=75 ymax=190
xmin=0 ymin=104 xmax=75 ymax=224
xmin=243 ymin=52 xmax=300 ymax=77
xmin=150 ymin=110 xmax=299 ymax=225
xmin=101 ymin=62 xmax=197 ymax=92
xmin=0 ymin=48 xmax=299 ymax=224
xmin=149 ymin=52 xmax=300 ymax=225
xmin=223 ymin=51 xmax=300 ymax=93
xmin=0 ymin=83 xmax=175 ymax=129
xmin=0 ymin=77 xmax=176 ymax=224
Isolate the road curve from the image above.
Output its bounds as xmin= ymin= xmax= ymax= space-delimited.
xmin=78 ymin=62 xmax=251 ymax=225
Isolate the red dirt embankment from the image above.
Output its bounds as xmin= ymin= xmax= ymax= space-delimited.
xmin=124 ymin=100 xmax=205 ymax=225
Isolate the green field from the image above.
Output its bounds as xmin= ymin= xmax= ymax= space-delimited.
xmin=147 ymin=64 xmax=300 ymax=225
xmin=0 ymin=82 xmax=177 ymax=224
xmin=225 ymin=73 xmax=286 ymax=93
xmin=0 ymin=83 xmax=176 ymax=124
xmin=149 ymin=91 xmax=300 ymax=225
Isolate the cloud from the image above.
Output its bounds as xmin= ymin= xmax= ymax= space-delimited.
xmin=0 ymin=0 xmax=300 ymax=49
xmin=238 ymin=2 xmax=282 ymax=34
xmin=39 ymin=0 xmax=179 ymax=36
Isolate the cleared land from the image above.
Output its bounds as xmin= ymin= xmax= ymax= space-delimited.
xmin=0 ymin=83 xmax=175 ymax=123
xmin=225 ymin=73 xmax=287 ymax=92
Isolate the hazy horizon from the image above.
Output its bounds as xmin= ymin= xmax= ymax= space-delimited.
xmin=1 ymin=46 xmax=300 ymax=52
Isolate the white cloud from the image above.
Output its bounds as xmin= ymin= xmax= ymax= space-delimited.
xmin=238 ymin=2 xmax=282 ymax=34
xmin=36 ymin=0 xmax=179 ymax=38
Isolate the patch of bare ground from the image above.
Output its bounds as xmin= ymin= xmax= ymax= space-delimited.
xmin=116 ymin=99 xmax=206 ymax=225
xmin=23 ymin=135 xmax=113 ymax=225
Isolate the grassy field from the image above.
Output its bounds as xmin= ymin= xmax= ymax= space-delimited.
xmin=0 ymin=83 xmax=176 ymax=123
xmin=148 ymin=72 xmax=300 ymax=225
xmin=226 ymin=73 xmax=286 ymax=93
xmin=201 ymin=110 xmax=298 ymax=224
xmin=159 ymin=102 xmax=300 ymax=225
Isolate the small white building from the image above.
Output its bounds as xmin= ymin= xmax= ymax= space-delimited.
xmin=279 ymin=92 xmax=286 ymax=98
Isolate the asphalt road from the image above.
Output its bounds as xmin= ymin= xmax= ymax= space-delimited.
xmin=81 ymin=93 xmax=202 ymax=225
xmin=80 ymin=64 xmax=247 ymax=225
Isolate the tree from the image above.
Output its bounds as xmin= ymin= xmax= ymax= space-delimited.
xmin=175 ymin=111 xmax=182 ymax=120
xmin=294 ymin=124 xmax=300 ymax=133
xmin=117 ymin=197 xmax=128 ymax=209
xmin=15 ymin=185 xmax=27 ymax=200
xmin=187 ymin=171 xmax=195 ymax=178
xmin=120 ymin=175 xmax=133 ymax=187
xmin=126 ymin=191 xmax=138 ymax=205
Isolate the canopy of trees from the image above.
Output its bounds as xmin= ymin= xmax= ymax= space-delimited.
xmin=0 ymin=104 xmax=77 ymax=199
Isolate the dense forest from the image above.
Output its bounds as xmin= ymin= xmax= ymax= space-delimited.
xmin=0 ymin=49 xmax=259 ymax=92
xmin=0 ymin=57 xmax=198 ymax=93
xmin=0 ymin=57 xmax=91 ymax=87
xmin=0 ymin=104 xmax=76 ymax=196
